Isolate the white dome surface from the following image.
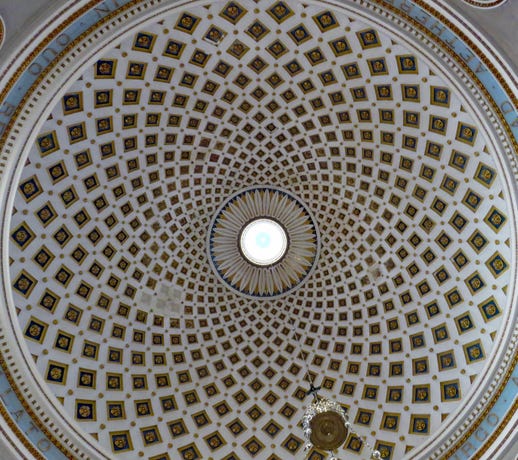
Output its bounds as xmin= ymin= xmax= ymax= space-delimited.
xmin=1 ymin=0 xmax=517 ymax=459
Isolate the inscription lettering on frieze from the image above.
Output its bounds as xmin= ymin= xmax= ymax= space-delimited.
xmin=378 ymin=0 xmax=518 ymax=131
xmin=501 ymin=101 xmax=518 ymax=127
xmin=448 ymin=375 xmax=518 ymax=460
xmin=0 ymin=102 xmax=15 ymax=117
xmin=0 ymin=376 xmax=57 ymax=455
xmin=0 ymin=0 xmax=128 ymax=137
xmin=37 ymin=439 xmax=51 ymax=452
xmin=94 ymin=0 xmax=124 ymax=19
xmin=28 ymin=33 xmax=71 ymax=75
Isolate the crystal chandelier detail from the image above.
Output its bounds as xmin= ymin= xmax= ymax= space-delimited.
xmin=302 ymin=389 xmax=382 ymax=459
xmin=302 ymin=394 xmax=350 ymax=452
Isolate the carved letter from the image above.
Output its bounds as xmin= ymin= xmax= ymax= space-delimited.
xmin=401 ymin=0 xmax=413 ymax=12
xmin=37 ymin=439 xmax=51 ymax=452
xmin=475 ymin=61 xmax=486 ymax=74
xmin=460 ymin=441 xmax=475 ymax=456
xmin=415 ymin=12 xmax=430 ymax=25
xmin=12 ymin=409 xmax=24 ymax=421
xmin=0 ymin=102 xmax=16 ymax=117
xmin=474 ymin=426 xmax=489 ymax=442
xmin=25 ymin=421 xmax=39 ymax=435
xmin=94 ymin=5 xmax=111 ymax=19
xmin=41 ymin=47 xmax=58 ymax=64
xmin=0 ymin=386 xmax=13 ymax=404
xmin=28 ymin=62 xmax=43 ymax=76
xmin=500 ymin=101 xmax=515 ymax=114
xmin=459 ymin=49 xmax=475 ymax=65
xmin=429 ymin=21 xmax=446 ymax=38
xmin=444 ymin=35 xmax=457 ymax=48
xmin=56 ymin=33 xmax=70 ymax=47
xmin=487 ymin=412 xmax=500 ymax=427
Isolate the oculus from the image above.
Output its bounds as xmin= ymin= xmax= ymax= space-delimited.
xmin=239 ymin=218 xmax=288 ymax=266
xmin=208 ymin=186 xmax=319 ymax=298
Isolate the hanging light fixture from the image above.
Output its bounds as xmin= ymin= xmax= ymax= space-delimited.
xmin=287 ymin=322 xmax=381 ymax=460
xmin=301 ymin=384 xmax=381 ymax=459
xmin=302 ymin=391 xmax=349 ymax=451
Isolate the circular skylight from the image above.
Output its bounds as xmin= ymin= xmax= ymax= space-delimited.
xmin=240 ymin=218 xmax=288 ymax=266
xmin=208 ymin=186 xmax=319 ymax=298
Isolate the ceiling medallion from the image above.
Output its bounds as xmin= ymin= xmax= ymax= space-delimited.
xmin=208 ymin=186 xmax=319 ymax=298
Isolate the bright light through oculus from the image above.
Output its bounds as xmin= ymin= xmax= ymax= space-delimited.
xmin=209 ymin=187 xmax=319 ymax=298
xmin=240 ymin=219 xmax=288 ymax=266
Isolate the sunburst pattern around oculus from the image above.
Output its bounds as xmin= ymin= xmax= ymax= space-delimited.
xmin=208 ymin=186 xmax=319 ymax=298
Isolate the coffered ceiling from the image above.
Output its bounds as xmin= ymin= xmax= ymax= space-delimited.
xmin=1 ymin=0 xmax=517 ymax=459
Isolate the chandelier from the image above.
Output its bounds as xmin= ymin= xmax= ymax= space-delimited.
xmin=302 ymin=385 xmax=382 ymax=459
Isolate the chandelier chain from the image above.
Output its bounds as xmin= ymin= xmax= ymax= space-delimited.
xmin=284 ymin=308 xmax=381 ymax=460
xmin=287 ymin=313 xmax=316 ymax=389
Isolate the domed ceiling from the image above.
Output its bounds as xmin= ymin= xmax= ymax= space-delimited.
xmin=2 ymin=0 xmax=518 ymax=459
